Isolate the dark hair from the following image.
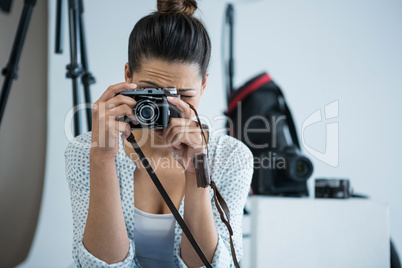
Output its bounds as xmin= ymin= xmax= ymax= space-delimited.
xmin=128 ymin=0 xmax=211 ymax=81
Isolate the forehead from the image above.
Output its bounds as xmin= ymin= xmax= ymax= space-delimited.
xmin=133 ymin=59 xmax=202 ymax=88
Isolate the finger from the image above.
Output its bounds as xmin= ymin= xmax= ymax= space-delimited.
xmin=103 ymin=120 xmax=132 ymax=139
xmin=165 ymin=126 xmax=202 ymax=150
xmin=118 ymin=122 xmax=132 ymax=140
xmin=168 ymin=130 xmax=202 ymax=151
xmin=107 ymin=104 xmax=136 ymax=123
xmin=163 ymin=118 xmax=193 ymax=142
xmin=154 ymin=129 xmax=163 ymax=138
xmin=167 ymin=96 xmax=192 ymax=119
xmin=99 ymin=82 xmax=137 ymax=102
xmin=105 ymin=94 xmax=137 ymax=110
xmin=165 ymin=126 xmax=185 ymax=149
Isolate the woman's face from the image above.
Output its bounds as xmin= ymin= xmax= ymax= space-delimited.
xmin=124 ymin=59 xmax=208 ymax=111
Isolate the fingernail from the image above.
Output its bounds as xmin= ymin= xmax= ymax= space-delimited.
xmin=167 ymin=96 xmax=174 ymax=101
xmin=130 ymin=83 xmax=137 ymax=89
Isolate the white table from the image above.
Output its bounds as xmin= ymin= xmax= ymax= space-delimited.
xmin=242 ymin=196 xmax=389 ymax=268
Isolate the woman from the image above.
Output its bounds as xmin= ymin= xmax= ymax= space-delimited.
xmin=65 ymin=0 xmax=253 ymax=267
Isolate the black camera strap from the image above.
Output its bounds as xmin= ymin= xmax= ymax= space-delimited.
xmin=126 ymin=132 xmax=212 ymax=268
xmin=126 ymin=105 xmax=240 ymax=268
xmin=191 ymin=105 xmax=240 ymax=268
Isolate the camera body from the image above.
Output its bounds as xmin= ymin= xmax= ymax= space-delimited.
xmin=315 ymin=178 xmax=351 ymax=199
xmin=117 ymin=88 xmax=181 ymax=129
xmin=255 ymin=143 xmax=313 ymax=196
xmin=245 ymin=108 xmax=313 ymax=197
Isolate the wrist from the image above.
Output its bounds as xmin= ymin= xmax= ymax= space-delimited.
xmin=184 ymin=173 xmax=210 ymax=201
xmin=185 ymin=172 xmax=199 ymax=190
xmin=90 ymin=149 xmax=116 ymax=164
xmin=184 ymin=172 xmax=209 ymax=192
xmin=185 ymin=171 xmax=196 ymax=181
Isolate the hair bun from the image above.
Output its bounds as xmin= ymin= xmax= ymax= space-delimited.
xmin=157 ymin=0 xmax=198 ymax=16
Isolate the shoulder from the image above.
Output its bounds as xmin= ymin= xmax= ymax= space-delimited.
xmin=208 ymin=130 xmax=253 ymax=161
xmin=208 ymin=130 xmax=254 ymax=175
xmin=64 ymin=131 xmax=92 ymax=172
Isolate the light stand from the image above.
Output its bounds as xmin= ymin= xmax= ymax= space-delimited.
xmin=55 ymin=0 xmax=94 ymax=137
xmin=224 ymin=3 xmax=235 ymax=101
xmin=0 ymin=0 xmax=37 ymax=129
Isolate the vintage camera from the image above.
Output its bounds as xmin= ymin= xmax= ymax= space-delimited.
xmin=117 ymin=88 xmax=181 ymax=129
xmin=315 ymin=178 xmax=352 ymax=199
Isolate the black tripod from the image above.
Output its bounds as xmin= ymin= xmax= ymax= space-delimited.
xmin=223 ymin=3 xmax=235 ymax=101
xmin=55 ymin=0 xmax=94 ymax=137
xmin=0 ymin=0 xmax=37 ymax=129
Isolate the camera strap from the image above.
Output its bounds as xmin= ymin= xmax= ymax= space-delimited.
xmin=126 ymin=105 xmax=240 ymax=268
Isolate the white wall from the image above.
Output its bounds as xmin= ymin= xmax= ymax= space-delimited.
xmin=233 ymin=0 xmax=402 ymax=256
xmin=17 ymin=0 xmax=402 ymax=267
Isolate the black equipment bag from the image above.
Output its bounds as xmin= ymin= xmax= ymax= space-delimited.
xmin=226 ymin=72 xmax=313 ymax=196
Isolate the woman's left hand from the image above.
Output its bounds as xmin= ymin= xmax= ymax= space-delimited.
xmin=159 ymin=96 xmax=206 ymax=174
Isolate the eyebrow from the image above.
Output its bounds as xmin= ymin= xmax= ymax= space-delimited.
xmin=139 ymin=80 xmax=195 ymax=92
xmin=177 ymin=88 xmax=195 ymax=92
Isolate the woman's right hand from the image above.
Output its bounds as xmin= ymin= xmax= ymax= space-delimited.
xmin=90 ymin=82 xmax=138 ymax=158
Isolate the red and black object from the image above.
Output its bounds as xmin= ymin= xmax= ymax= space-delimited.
xmin=225 ymin=72 xmax=313 ymax=197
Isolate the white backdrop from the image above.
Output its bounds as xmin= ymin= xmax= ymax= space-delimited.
xmin=17 ymin=0 xmax=402 ymax=267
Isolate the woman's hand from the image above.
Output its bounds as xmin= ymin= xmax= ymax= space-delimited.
xmin=160 ymin=96 xmax=206 ymax=174
xmin=91 ymin=82 xmax=137 ymax=158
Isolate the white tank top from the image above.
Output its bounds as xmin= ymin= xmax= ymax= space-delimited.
xmin=133 ymin=207 xmax=176 ymax=268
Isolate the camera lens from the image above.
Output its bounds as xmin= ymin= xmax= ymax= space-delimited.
xmin=287 ymin=155 xmax=313 ymax=182
xmin=295 ymin=160 xmax=309 ymax=177
xmin=135 ymin=100 xmax=160 ymax=126
xmin=141 ymin=107 xmax=153 ymax=120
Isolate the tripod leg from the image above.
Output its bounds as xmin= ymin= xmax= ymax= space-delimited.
xmin=67 ymin=0 xmax=84 ymax=137
xmin=55 ymin=0 xmax=64 ymax=54
xmin=78 ymin=0 xmax=94 ymax=132
xmin=0 ymin=0 xmax=36 ymax=128
xmin=223 ymin=3 xmax=235 ymax=102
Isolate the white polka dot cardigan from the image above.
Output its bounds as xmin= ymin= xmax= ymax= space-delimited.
xmin=65 ymin=130 xmax=254 ymax=267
